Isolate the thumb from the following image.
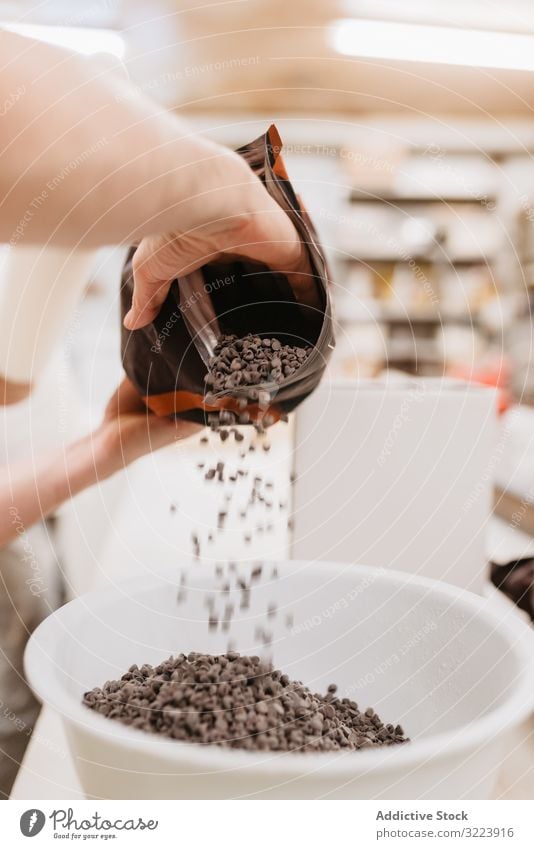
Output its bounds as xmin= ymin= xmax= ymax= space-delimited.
xmin=124 ymin=241 xmax=172 ymax=330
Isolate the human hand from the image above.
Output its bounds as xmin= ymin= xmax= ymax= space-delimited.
xmin=92 ymin=377 xmax=201 ymax=478
xmin=123 ymin=149 xmax=315 ymax=330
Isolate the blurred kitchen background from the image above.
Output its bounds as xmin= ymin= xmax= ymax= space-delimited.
xmin=3 ymin=0 xmax=534 ymax=601
xmin=3 ymin=0 xmax=534 ymax=388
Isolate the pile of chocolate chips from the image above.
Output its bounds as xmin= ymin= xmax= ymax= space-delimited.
xmin=204 ymin=333 xmax=312 ymax=397
xmin=83 ymin=652 xmax=408 ymax=753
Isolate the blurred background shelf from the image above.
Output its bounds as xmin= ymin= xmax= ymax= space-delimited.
xmin=340 ymin=256 xmax=492 ymax=265
xmin=349 ymin=191 xmax=498 ymax=205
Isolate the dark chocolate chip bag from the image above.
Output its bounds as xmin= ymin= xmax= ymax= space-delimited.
xmin=121 ymin=125 xmax=334 ymax=423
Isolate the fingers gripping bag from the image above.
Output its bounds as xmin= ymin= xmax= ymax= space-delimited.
xmin=121 ymin=125 xmax=335 ymax=425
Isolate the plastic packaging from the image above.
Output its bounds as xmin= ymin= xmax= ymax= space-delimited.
xmin=121 ymin=125 xmax=334 ymax=423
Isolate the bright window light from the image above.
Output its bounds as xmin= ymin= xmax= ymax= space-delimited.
xmin=2 ymin=23 xmax=125 ymax=58
xmin=329 ymin=18 xmax=534 ymax=71
xmin=341 ymin=1 xmax=534 ymax=35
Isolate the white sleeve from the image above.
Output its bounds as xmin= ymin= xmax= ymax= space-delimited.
xmin=0 ymin=245 xmax=96 ymax=383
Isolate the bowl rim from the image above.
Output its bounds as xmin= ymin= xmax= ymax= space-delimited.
xmin=24 ymin=561 xmax=534 ymax=779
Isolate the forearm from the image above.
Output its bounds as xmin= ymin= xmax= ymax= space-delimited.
xmin=0 ymin=374 xmax=198 ymax=547
xmin=0 ymin=432 xmax=105 ymax=547
xmin=0 ymin=30 xmax=249 ymax=247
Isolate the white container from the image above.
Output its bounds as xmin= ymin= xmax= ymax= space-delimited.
xmin=25 ymin=561 xmax=534 ymax=800
xmin=292 ymin=379 xmax=496 ymax=593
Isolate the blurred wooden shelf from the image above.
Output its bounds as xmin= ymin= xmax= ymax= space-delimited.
xmin=337 ymin=308 xmax=483 ymax=326
xmin=386 ymin=341 xmax=443 ymax=363
xmin=349 ymin=190 xmax=497 ymax=206
xmin=380 ymin=306 xmax=481 ymax=324
xmin=339 ymin=254 xmax=491 ymax=266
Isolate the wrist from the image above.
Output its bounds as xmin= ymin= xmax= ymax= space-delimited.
xmin=60 ymin=428 xmax=125 ymax=497
xmin=87 ymin=422 xmax=128 ymax=481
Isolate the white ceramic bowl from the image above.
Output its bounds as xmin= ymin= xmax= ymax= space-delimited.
xmin=25 ymin=561 xmax=534 ymax=799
